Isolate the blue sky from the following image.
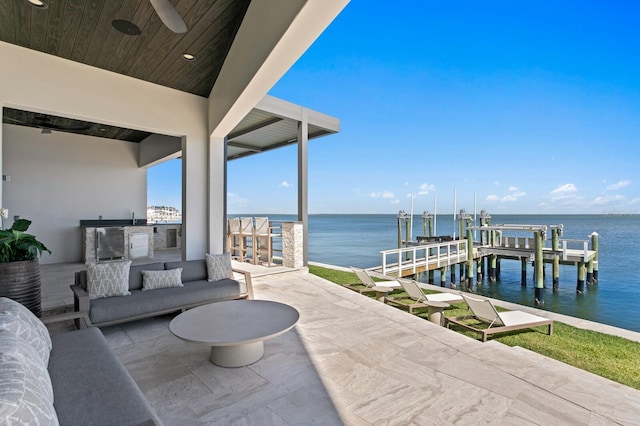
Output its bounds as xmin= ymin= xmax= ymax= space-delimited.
xmin=149 ymin=1 xmax=640 ymax=215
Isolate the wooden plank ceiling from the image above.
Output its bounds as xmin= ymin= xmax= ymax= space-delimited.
xmin=3 ymin=107 xmax=153 ymax=142
xmin=0 ymin=0 xmax=251 ymax=142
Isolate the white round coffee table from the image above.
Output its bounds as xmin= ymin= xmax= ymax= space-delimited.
xmin=169 ymin=300 xmax=299 ymax=367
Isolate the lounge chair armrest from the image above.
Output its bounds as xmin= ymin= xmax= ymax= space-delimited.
xmin=232 ymin=268 xmax=254 ymax=299
xmin=42 ymin=311 xmax=91 ymax=329
xmin=70 ymin=283 xmax=90 ymax=313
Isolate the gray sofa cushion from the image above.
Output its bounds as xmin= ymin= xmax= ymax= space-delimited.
xmin=89 ymin=279 xmax=241 ymax=324
xmin=164 ymin=260 xmax=207 ymax=282
xmin=129 ymin=262 xmax=165 ymax=291
xmin=49 ymin=327 xmax=161 ymax=426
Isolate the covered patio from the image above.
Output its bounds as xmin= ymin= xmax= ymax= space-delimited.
xmin=0 ymin=0 xmax=347 ymax=265
xmin=45 ymin=264 xmax=640 ymax=425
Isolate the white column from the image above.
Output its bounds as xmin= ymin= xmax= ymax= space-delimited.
xmin=209 ymin=136 xmax=227 ymax=254
xmin=297 ymin=108 xmax=309 ymax=266
xmin=182 ymin=135 xmax=208 ymax=260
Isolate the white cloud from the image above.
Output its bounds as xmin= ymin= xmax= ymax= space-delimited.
xmin=418 ymin=182 xmax=436 ymax=195
xmin=606 ymin=180 xmax=631 ymax=191
xmin=486 ymin=188 xmax=525 ymax=203
xmin=550 ymin=183 xmax=578 ymax=201
xmin=279 ymin=181 xmax=292 ymax=188
xmin=494 ymin=181 xmax=500 ymax=186
xmin=551 ymin=183 xmax=577 ymax=195
xmin=591 ymin=195 xmax=624 ymax=206
xmin=631 ymin=197 xmax=640 ymax=205
xmin=501 ymin=191 xmax=525 ymax=202
xmin=369 ymin=191 xmax=395 ymax=199
xmin=391 ymin=199 xmax=400 ymax=205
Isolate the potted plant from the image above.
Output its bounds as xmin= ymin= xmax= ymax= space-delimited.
xmin=0 ymin=214 xmax=50 ymax=317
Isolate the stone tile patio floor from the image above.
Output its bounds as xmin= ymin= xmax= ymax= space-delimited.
xmin=41 ymin=257 xmax=640 ymax=425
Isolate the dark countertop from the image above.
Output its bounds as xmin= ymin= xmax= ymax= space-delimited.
xmin=80 ymin=219 xmax=148 ymax=227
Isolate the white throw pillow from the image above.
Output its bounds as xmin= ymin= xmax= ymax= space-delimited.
xmin=0 ymin=297 xmax=52 ymax=365
xmin=205 ymin=253 xmax=233 ymax=282
xmin=141 ymin=268 xmax=183 ymax=291
xmin=86 ymin=260 xmax=132 ymax=300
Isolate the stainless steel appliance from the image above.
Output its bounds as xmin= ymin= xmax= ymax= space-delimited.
xmin=96 ymin=227 xmax=125 ymax=261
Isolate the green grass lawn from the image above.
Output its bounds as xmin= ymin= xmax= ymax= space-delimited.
xmin=309 ymin=264 xmax=640 ymax=390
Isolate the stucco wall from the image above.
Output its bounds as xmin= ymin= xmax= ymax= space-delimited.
xmin=2 ymin=124 xmax=146 ymax=264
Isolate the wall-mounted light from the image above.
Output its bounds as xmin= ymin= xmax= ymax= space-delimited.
xmin=182 ymin=53 xmax=195 ymax=61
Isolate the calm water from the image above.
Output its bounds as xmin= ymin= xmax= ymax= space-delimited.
xmin=243 ymin=214 xmax=640 ymax=333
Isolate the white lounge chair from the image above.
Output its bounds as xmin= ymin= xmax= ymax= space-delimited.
xmin=447 ymin=293 xmax=553 ymax=342
xmin=385 ymin=278 xmax=464 ymax=314
xmin=345 ymin=267 xmax=400 ymax=294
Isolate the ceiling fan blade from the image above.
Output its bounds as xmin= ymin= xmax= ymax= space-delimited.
xmin=3 ymin=117 xmax=26 ymax=124
xmin=149 ymin=0 xmax=187 ymax=33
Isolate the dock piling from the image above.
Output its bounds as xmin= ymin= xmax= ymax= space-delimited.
xmin=425 ymin=211 xmax=435 ymax=284
xmin=489 ymin=254 xmax=497 ymax=282
xmin=552 ymin=227 xmax=561 ymax=290
xmin=534 ymin=229 xmax=544 ymax=305
xmin=439 ymin=266 xmax=447 ymax=287
xmin=466 ymin=228 xmax=474 ymax=286
xmin=577 ymin=262 xmax=586 ymax=294
xmin=591 ymin=232 xmax=599 ymax=283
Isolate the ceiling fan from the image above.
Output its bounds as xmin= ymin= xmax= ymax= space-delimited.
xmin=150 ymin=0 xmax=188 ymax=33
xmin=28 ymin=0 xmax=187 ymax=34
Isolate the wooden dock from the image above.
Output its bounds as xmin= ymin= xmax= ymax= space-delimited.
xmin=378 ymin=242 xmax=596 ymax=277
xmin=377 ymin=216 xmax=599 ymax=304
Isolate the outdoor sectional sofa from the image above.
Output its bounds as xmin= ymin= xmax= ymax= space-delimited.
xmin=72 ymin=257 xmax=253 ymax=327
xmin=0 ymin=297 xmax=161 ymax=425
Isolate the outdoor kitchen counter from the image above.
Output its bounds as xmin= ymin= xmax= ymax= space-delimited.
xmin=80 ymin=223 xmax=153 ymax=263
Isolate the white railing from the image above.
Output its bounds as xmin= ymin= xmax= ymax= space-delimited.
xmin=561 ymin=239 xmax=590 ymax=261
xmin=380 ymin=240 xmax=468 ymax=276
xmin=498 ymin=236 xmax=536 ymax=249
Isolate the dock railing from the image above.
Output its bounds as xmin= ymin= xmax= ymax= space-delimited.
xmin=380 ymin=239 xmax=468 ymax=277
xmin=560 ymin=239 xmax=590 ymax=261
